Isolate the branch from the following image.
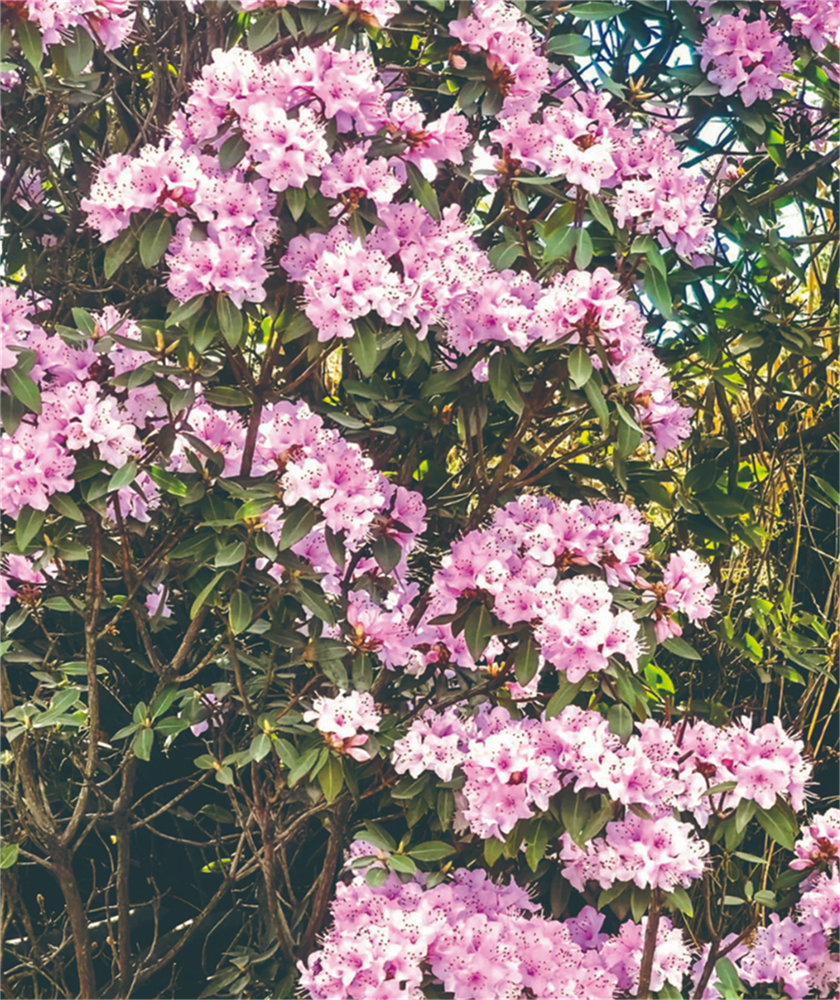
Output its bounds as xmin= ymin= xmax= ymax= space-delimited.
xmin=748 ymin=147 xmax=839 ymax=208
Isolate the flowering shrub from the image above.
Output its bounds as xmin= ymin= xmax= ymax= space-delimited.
xmin=0 ymin=1 xmax=837 ymax=999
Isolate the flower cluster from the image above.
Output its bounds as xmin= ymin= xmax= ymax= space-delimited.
xmin=3 ymin=0 xmax=135 ymax=51
xmin=81 ymin=143 xmax=277 ymax=306
xmin=792 ymin=808 xmax=840 ymax=873
xmin=531 ymin=268 xmax=694 ymax=457
xmin=559 ymin=812 xmax=709 ymax=892
xmin=780 ymin=0 xmax=840 ymax=53
xmin=392 ymin=704 xmax=812 ymax=845
xmin=418 ymin=494 xmax=713 ymax=680
xmin=299 ymin=864 xmax=696 ymax=1000
xmin=486 ymin=88 xmax=712 ymax=257
xmin=238 ymin=0 xmax=400 ymax=28
xmin=739 ymin=912 xmax=838 ymax=1000
xmin=642 ymin=549 xmax=718 ymax=642
xmin=699 ymin=12 xmax=794 ymax=107
xmin=0 ymin=294 xmax=165 ymax=519
xmin=303 ymin=690 xmax=381 ymax=761
xmin=449 ymin=0 xmax=550 ymax=114
xmin=0 ymin=553 xmax=54 ymax=613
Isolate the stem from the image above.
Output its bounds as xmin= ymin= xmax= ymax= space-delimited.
xmin=54 ymin=852 xmax=96 ymax=1000
xmin=636 ymin=887 xmax=662 ymax=1000
xmin=298 ymin=798 xmax=352 ymax=958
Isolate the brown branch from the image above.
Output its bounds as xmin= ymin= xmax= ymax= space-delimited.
xmin=748 ymin=147 xmax=839 ymax=208
xmin=636 ymin=887 xmax=661 ymax=1000
xmin=298 ymin=798 xmax=352 ymax=958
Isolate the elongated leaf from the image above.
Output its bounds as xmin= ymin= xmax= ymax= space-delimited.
xmin=664 ymin=886 xmax=694 ymax=917
xmin=571 ymin=2 xmax=624 ymax=19
xmin=514 ymin=633 xmax=540 ymax=687
xmin=15 ymin=506 xmax=45 ymax=551
xmin=349 ymin=321 xmax=379 ymax=378
xmin=133 ymin=727 xmax=154 ymax=761
xmin=405 ymin=161 xmax=440 ymax=221
xmin=139 ymin=216 xmax=172 ymax=269
xmin=109 ymin=460 xmax=137 ymax=493
xmin=190 ymin=572 xmax=225 ymax=619
xmin=409 ymin=841 xmax=456 ymax=862
xmin=285 ymin=186 xmax=307 ymax=222
xmin=583 ymin=376 xmax=609 ymax=431
xmin=0 ymin=844 xmax=20 ymax=869
xmin=560 ymin=789 xmax=590 ymax=847
xmin=216 ymin=295 xmax=244 ymax=349
xmin=150 ymin=685 xmax=180 ymax=720
xmin=464 ymin=604 xmax=493 ymax=662
xmin=317 ymin=755 xmax=344 ymax=803
xmin=104 ymin=228 xmax=137 ymax=280
xmin=755 ymin=800 xmax=797 ymax=851
xmin=545 ymin=676 xmax=584 ymax=718
xmin=16 ymin=18 xmax=43 ymax=70
xmin=279 ymin=501 xmax=320 ymax=550
xmin=547 ymin=33 xmax=590 ymax=56
xmin=5 ymin=367 xmax=41 ymax=413
xmin=662 ymin=636 xmax=702 ymax=660
xmin=714 ymin=957 xmax=744 ymax=1000
xmin=229 ymin=591 xmax=253 ymax=635
xmin=568 ymin=346 xmax=593 ymax=389
xmin=218 ymin=132 xmax=249 ymax=172
xmin=608 ymin=703 xmax=633 ymax=743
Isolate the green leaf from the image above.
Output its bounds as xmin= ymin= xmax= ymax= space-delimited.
xmin=560 ymin=789 xmax=590 ymax=847
xmin=662 ymin=636 xmax=702 ymax=660
xmin=218 ymin=132 xmax=249 ymax=172
xmin=405 ymin=161 xmax=440 ymax=221
xmin=388 ymin=854 xmax=417 ymax=875
xmin=317 ymin=755 xmax=344 ymax=803
xmin=247 ymin=8 xmax=280 ymax=50
xmin=279 ymin=501 xmax=320 ymax=550
xmin=408 ymin=841 xmax=456 ymax=862
xmin=287 ymin=746 xmax=320 ymax=787
xmin=514 ymin=633 xmax=539 ymax=687
xmin=574 ymin=227 xmax=593 ymax=269
xmin=216 ymin=765 xmax=234 ymax=785
xmin=16 ymin=18 xmax=42 ymax=70
xmin=664 ymin=886 xmax=694 ymax=918
xmin=631 ymin=885 xmax=651 ymax=922
xmin=391 ymin=774 xmax=429 ymax=800
xmin=215 ymin=541 xmax=246 ymax=568
xmin=546 ymin=33 xmax=591 ymax=56
xmin=51 ymin=492 xmax=84 ymax=521
xmin=464 ymin=604 xmax=493 ymax=662
xmin=108 ymin=460 xmax=137 ymax=493
xmin=150 ymin=685 xmax=180 ymax=720
xmin=139 ymin=216 xmax=173 ymax=269
xmin=583 ymin=376 xmax=609 ymax=431
xmin=154 ymin=717 xmax=191 ymax=738
xmin=5 ymin=367 xmax=41 ymax=414
xmin=111 ymin=722 xmax=141 ymax=741
xmin=190 ymin=571 xmax=225 ymax=619
xmin=147 ymin=466 xmax=189 ymax=497
xmin=296 ymin=581 xmax=335 ymax=626
xmin=104 ymin=228 xmax=137 ymax=280
xmin=166 ymin=294 xmax=206 ymax=328
xmin=133 ymin=727 xmax=154 ymax=761
xmin=0 ymin=844 xmax=20 ymax=869
xmin=545 ymin=676 xmax=584 ymax=718
xmin=372 ymin=534 xmax=402 ymax=576
xmin=568 ymin=346 xmax=593 ymax=389
xmin=714 ymin=957 xmax=744 ymax=1000
xmin=64 ymin=26 xmax=94 ymax=78
xmin=525 ymin=818 xmax=551 ymax=872
xmin=643 ymin=263 xmax=672 ymax=319
xmin=813 ymin=475 xmax=840 ymax=506
xmin=229 ymin=591 xmax=253 ymax=635
xmin=587 ymin=194 xmax=614 ymax=233
xmin=570 ymin=1 xmax=624 ymax=19
xmin=285 ymin=186 xmax=307 ymax=221
xmin=15 ymin=506 xmax=45 ymax=551
xmin=349 ymin=321 xmax=379 ymax=378
xmin=608 ymin=703 xmax=633 ymax=743
xmin=250 ymin=732 xmax=272 ymax=762
xmin=755 ymin=800 xmax=797 ymax=851
xmin=216 ymin=296 xmax=244 ymax=349
xmin=703 ymin=781 xmax=738 ymax=797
